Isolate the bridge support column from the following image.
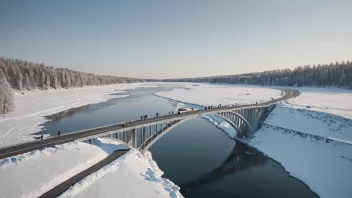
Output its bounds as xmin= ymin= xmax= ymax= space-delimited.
xmin=142 ymin=127 xmax=146 ymax=148
xmin=149 ymin=125 xmax=152 ymax=137
xmin=123 ymin=131 xmax=127 ymax=142
xmin=124 ymin=129 xmax=136 ymax=148
xmin=155 ymin=124 xmax=158 ymax=134
xmin=132 ymin=129 xmax=137 ymax=148
xmin=89 ymin=139 xmax=94 ymax=144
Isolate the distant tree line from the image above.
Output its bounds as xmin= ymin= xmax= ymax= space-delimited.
xmin=0 ymin=57 xmax=143 ymax=114
xmin=153 ymin=61 xmax=352 ymax=89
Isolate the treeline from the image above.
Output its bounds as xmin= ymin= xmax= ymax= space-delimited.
xmin=0 ymin=57 xmax=143 ymax=114
xmin=154 ymin=61 xmax=352 ymax=89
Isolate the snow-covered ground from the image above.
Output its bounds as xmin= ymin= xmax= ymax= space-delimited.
xmin=2 ymin=82 xmax=351 ymax=198
xmin=156 ymin=84 xmax=352 ymax=198
xmin=0 ymin=83 xmax=157 ymax=147
xmin=69 ymin=148 xmax=182 ymax=198
xmin=0 ymin=138 xmax=182 ymax=198
xmin=156 ymin=83 xmax=282 ymax=106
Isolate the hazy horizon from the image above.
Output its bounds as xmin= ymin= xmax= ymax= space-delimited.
xmin=1 ymin=0 xmax=351 ymax=79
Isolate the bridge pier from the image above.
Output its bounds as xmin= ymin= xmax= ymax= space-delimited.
xmin=89 ymin=139 xmax=94 ymax=144
xmin=149 ymin=125 xmax=152 ymax=137
xmin=142 ymin=127 xmax=146 ymax=148
xmin=123 ymin=131 xmax=127 ymax=142
xmin=123 ymin=129 xmax=137 ymax=148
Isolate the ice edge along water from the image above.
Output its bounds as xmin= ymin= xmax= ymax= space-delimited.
xmin=0 ymin=83 xmax=160 ymax=148
xmin=0 ymin=138 xmax=183 ymax=198
xmin=155 ymin=84 xmax=352 ymax=198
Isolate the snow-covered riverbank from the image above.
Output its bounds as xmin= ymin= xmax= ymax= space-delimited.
xmin=0 ymin=82 xmax=187 ymax=198
xmin=156 ymin=84 xmax=352 ymax=198
xmin=0 ymin=83 xmax=157 ymax=147
xmin=0 ymin=138 xmax=183 ymax=198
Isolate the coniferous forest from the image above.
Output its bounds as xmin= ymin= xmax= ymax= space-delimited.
xmin=0 ymin=57 xmax=143 ymax=114
xmin=155 ymin=61 xmax=352 ymax=89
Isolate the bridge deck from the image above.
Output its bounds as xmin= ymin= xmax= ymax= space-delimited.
xmin=0 ymin=88 xmax=299 ymax=159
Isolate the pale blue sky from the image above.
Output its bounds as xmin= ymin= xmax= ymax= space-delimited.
xmin=1 ymin=0 xmax=351 ymax=79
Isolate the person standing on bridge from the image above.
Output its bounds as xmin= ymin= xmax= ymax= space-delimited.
xmin=156 ymin=113 xmax=159 ymax=117
xmin=40 ymin=135 xmax=44 ymax=144
xmin=57 ymin=130 xmax=61 ymax=137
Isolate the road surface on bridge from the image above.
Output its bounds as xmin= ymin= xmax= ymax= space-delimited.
xmin=0 ymin=88 xmax=299 ymax=159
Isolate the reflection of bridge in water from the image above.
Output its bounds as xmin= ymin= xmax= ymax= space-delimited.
xmin=0 ymin=89 xmax=299 ymax=159
xmin=179 ymin=143 xmax=267 ymax=191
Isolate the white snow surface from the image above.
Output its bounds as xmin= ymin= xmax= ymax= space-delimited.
xmin=156 ymin=83 xmax=282 ymax=106
xmin=291 ymin=87 xmax=352 ymax=119
xmin=0 ymin=139 xmax=121 ymax=198
xmin=0 ymin=138 xmax=182 ymax=198
xmin=0 ymin=83 xmax=157 ymax=147
xmin=69 ymin=149 xmax=182 ymax=198
xmin=156 ymin=84 xmax=352 ymax=198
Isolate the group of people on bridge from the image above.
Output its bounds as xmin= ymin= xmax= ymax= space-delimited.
xmin=39 ymin=129 xmax=61 ymax=144
xmin=37 ymin=97 xmax=276 ymax=145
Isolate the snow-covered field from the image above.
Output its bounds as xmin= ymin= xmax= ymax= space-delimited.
xmin=156 ymin=83 xmax=282 ymax=106
xmin=0 ymin=138 xmax=182 ymax=198
xmin=0 ymin=83 xmax=157 ymax=147
xmin=156 ymin=84 xmax=352 ymax=198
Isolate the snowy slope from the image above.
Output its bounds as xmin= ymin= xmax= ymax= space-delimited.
xmin=0 ymin=138 xmax=182 ymax=198
xmin=67 ymin=150 xmax=183 ymax=198
xmin=0 ymin=139 xmax=119 ymax=198
xmin=0 ymin=83 xmax=157 ymax=147
xmin=156 ymin=84 xmax=352 ymax=198
xmin=250 ymin=124 xmax=352 ymax=198
xmin=265 ymin=102 xmax=352 ymax=142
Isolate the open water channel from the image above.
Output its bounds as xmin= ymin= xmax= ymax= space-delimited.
xmin=36 ymin=84 xmax=318 ymax=198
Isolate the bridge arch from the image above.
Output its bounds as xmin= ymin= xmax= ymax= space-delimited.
xmin=216 ymin=111 xmax=255 ymax=132
xmin=139 ymin=111 xmax=252 ymax=153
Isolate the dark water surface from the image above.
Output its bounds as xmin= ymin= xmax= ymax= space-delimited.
xmin=36 ymin=85 xmax=318 ymax=198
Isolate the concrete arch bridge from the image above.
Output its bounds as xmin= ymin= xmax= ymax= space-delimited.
xmin=0 ymin=89 xmax=299 ymax=159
